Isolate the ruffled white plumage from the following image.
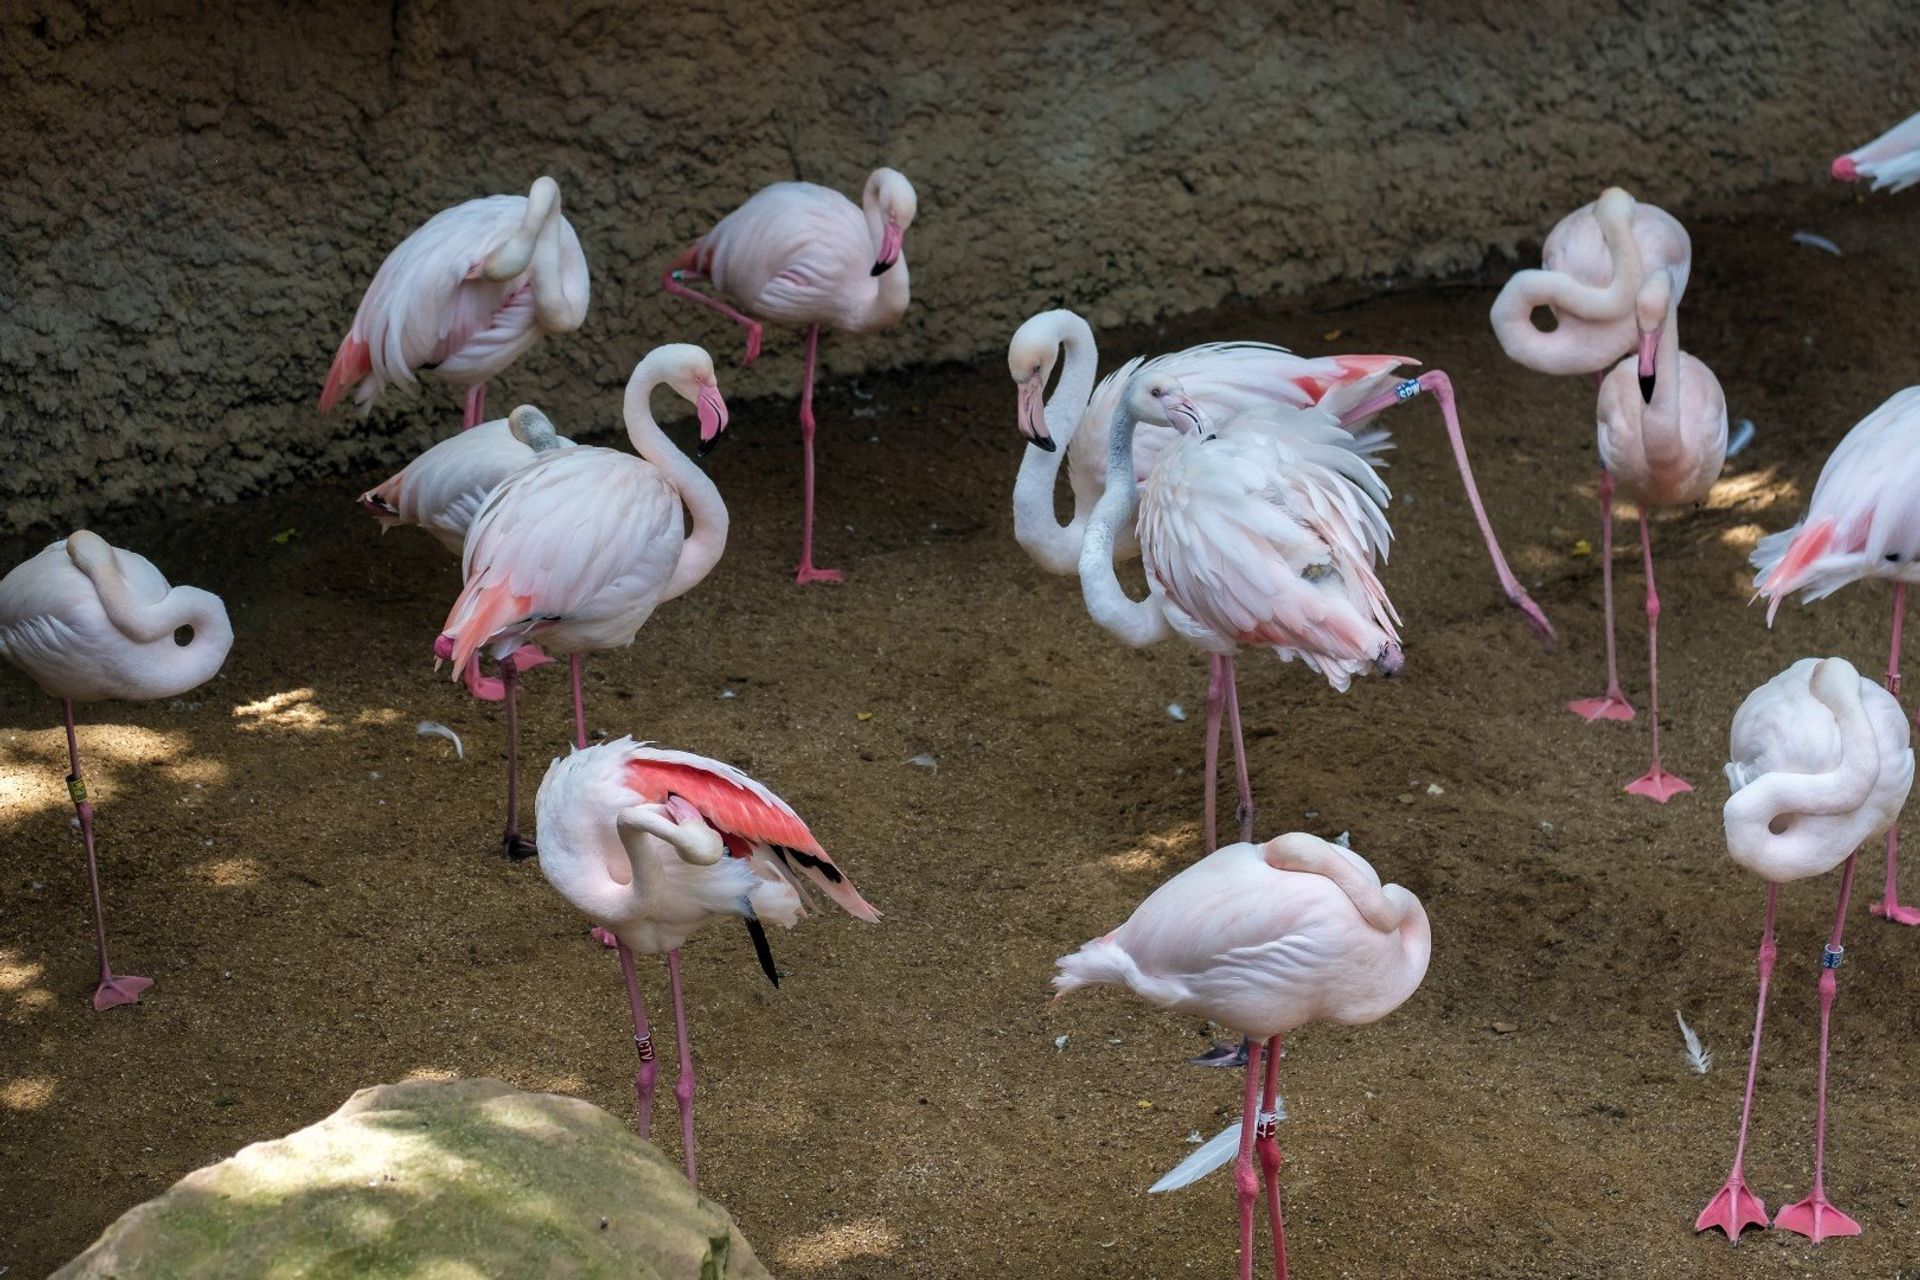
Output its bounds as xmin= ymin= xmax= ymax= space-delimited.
xmin=699 ymin=182 xmax=907 ymax=333
xmin=362 ymin=417 xmax=576 ymax=554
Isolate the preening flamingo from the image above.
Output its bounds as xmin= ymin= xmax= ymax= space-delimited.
xmin=662 ymin=168 xmax=916 ymax=583
xmin=0 ymin=532 xmax=233 ymax=1009
xmin=1753 ymin=386 xmax=1920 ymax=923
xmin=437 ymin=345 xmax=731 ymax=859
xmin=1592 ymin=272 xmax=1727 ymax=800
xmin=1697 ymin=657 xmax=1912 ymax=1243
xmin=1008 ymin=309 xmax=1551 ymax=642
xmin=320 ymin=176 xmax=590 ymax=429
xmin=1490 ymin=187 xmax=1691 ymax=721
xmin=1054 ymin=832 xmax=1429 ymax=1280
xmin=535 ymin=737 xmax=878 ymax=1187
xmin=361 ymin=404 xmax=572 ymax=700
xmin=1077 ymin=372 xmax=1402 ymax=855
xmin=1831 ymin=110 xmax=1920 ymax=192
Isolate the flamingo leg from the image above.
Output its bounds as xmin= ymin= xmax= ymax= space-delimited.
xmin=667 ymin=949 xmax=699 ymax=1188
xmin=1871 ymin=585 xmax=1920 ymax=924
xmin=459 ymin=657 xmax=506 ymax=702
xmin=1234 ymin=1036 xmax=1266 ymax=1280
xmin=1568 ymin=467 xmax=1638 ymax=721
xmin=1256 ymin=1034 xmax=1289 ymax=1280
xmin=462 ymin=382 xmax=487 ymax=431
xmin=616 ymin=940 xmax=659 ymax=1140
xmin=569 ymin=654 xmax=588 ymax=750
xmin=1224 ymin=655 xmax=1255 ymax=844
xmin=660 ymin=270 xmax=762 ymax=366
xmin=1626 ymin=514 xmax=1691 ymax=800
xmin=1696 ymin=883 xmax=1777 ymax=1240
xmin=794 ymin=324 xmax=843 ymax=585
xmin=1203 ymin=654 xmax=1226 ymax=853
xmin=62 ymin=702 xmax=151 ymax=1011
xmin=1337 ymin=371 xmax=1553 ymax=646
xmin=499 ymin=659 xmax=536 ymax=861
xmin=1776 ymin=855 xmax=1864 ymax=1240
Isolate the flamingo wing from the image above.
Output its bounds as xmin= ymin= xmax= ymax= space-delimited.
xmin=701 ymin=182 xmax=872 ymax=323
xmin=621 ymin=743 xmax=880 ymax=922
xmin=1841 ymin=110 xmax=1920 ymax=192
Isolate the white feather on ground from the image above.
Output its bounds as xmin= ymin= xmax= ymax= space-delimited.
xmin=416 ymin=721 xmax=465 ymax=761
xmin=1150 ymin=1097 xmax=1289 ymax=1194
xmin=1675 ymin=1009 xmax=1711 ymax=1074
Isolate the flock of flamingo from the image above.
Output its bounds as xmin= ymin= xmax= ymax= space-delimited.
xmin=4 ymin=109 xmax=1920 ymax=1276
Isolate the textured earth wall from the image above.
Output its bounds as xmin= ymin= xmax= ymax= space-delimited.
xmin=2 ymin=1 xmax=1914 ymax=535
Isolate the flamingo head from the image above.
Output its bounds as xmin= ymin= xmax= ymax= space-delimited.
xmin=1007 ymin=316 xmax=1063 ymax=450
xmin=866 ymin=168 xmax=916 ymax=275
xmin=507 ymin=404 xmax=563 ymax=452
xmin=1832 ymin=154 xmax=1859 ymax=183
xmin=1126 ymin=372 xmax=1204 ymax=434
xmin=1633 ymin=269 xmax=1673 ymax=399
xmin=482 ymin=176 xmax=562 ymax=282
xmin=63 ymin=529 xmax=115 ymax=577
xmin=659 ymin=345 xmax=730 ymax=456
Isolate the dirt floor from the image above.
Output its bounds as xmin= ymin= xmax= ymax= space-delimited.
xmin=5 ymin=187 xmax=1920 ymax=1278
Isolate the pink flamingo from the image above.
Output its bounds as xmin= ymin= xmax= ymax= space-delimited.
xmin=0 ymin=532 xmax=232 ymax=1009
xmin=661 ymin=168 xmax=916 ymax=584
xmin=361 ymin=404 xmax=572 ymax=700
xmin=1593 ymin=272 xmax=1727 ymax=800
xmin=1753 ymin=387 xmax=1920 ymax=924
xmin=1697 ymin=657 xmax=1912 ymax=1243
xmin=1490 ymin=187 xmax=1692 ymax=721
xmin=321 ymin=176 xmax=590 ymax=429
xmin=534 ymin=737 xmax=878 ymax=1187
xmin=1832 ymin=110 xmax=1920 ymax=191
xmin=1009 ymin=309 xmax=1551 ymax=644
xmin=1076 ymin=372 xmax=1402 ymax=856
xmin=438 ymin=345 xmax=731 ymax=860
xmin=1055 ymin=832 xmax=1429 ymax=1280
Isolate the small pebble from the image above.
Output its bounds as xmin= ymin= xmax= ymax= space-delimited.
xmin=1054 ymin=1035 xmax=1069 ymax=1051
xmin=1492 ymin=1021 xmax=1519 ymax=1035
xmin=1425 ymin=782 xmax=1444 ymax=796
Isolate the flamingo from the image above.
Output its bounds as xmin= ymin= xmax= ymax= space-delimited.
xmin=534 ymin=737 xmax=878 ymax=1187
xmin=1008 ymin=310 xmax=1552 ymax=645
xmin=1490 ymin=187 xmax=1692 ymax=721
xmin=661 ymin=168 xmax=916 ymax=584
xmin=1753 ymin=387 xmax=1920 ymax=924
xmin=320 ymin=176 xmax=590 ymax=430
xmin=1831 ymin=110 xmax=1920 ymax=192
xmin=1054 ymin=831 xmax=1430 ymax=1280
xmin=1697 ymin=657 xmax=1913 ymax=1243
xmin=1593 ymin=271 xmax=1728 ymax=800
xmin=1077 ymin=371 xmax=1402 ymax=856
xmin=0 ymin=532 xmax=233 ymax=1009
xmin=437 ymin=345 xmax=731 ymax=860
xmin=361 ymin=404 xmax=572 ymax=700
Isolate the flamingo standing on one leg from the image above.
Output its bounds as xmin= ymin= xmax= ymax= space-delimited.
xmin=534 ymin=737 xmax=878 ymax=1187
xmin=1077 ymin=372 xmax=1403 ymax=859
xmin=361 ymin=403 xmax=572 ymax=701
xmin=1054 ymin=832 xmax=1430 ymax=1280
xmin=0 ymin=532 xmax=233 ymax=1009
xmin=1593 ymin=271 xmax=1728 ymax=800
xmin=321 ymin=176 xmax=590 ymax=430
xmin=1491 ymin=187 xmax=1691 ymax=721
xmin=438 ymin=345 xmax=732 ymax=860
xmin=1832 ymin=110 xmax=1920 ymax=191
xmin=662 ymin=169 xmax=915 ymax=584
xmin=1753 ymin=387 xmax=1920 ymax=924
xmin=1697 ymin=657 xmax=1912 ymax=1243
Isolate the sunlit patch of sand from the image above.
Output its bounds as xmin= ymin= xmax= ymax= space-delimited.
xmin=1102 ymin=829 xmax=1190 ymax=875
xmin=1705 ymin=468 xmax=1799 ymax=515
xmin=0 ymin=1075 xmax=56 ymax=1111
xmin=232 ymin=688 xmax=336 ymax=733
xmin=0 ymin=951 xmax=44 ymax=993
xmin=401 ymin=1066 xmax=461 ymax=1083
xmin=191 ymin=857 xmax=263 ymax=888
xmin=777 ymin=1218 xmax=900 ymax=1271
xmin=352 ymin=707 xmax=408 ymax=727
xmin=1720 ymin=523 xmax=1767 ymax=554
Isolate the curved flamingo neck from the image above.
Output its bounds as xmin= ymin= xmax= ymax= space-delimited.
xmin=621 ymin=358 xmax=729 ymax=601
xmin=1491 ymin=195 xmax=1649 ymax=374
xmin=1636 ymin=284 xmax=1686 ymax=468
xmin=1012 ymin=315 xmax=1100 ymax=574
xmin=1078 ymin=392 xmax=1170 ymax=646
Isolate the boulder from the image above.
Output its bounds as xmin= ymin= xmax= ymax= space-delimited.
xmin=54 ymin=1076 xmax=770 ymax=1279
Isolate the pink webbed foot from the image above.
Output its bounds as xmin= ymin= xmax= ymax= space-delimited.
xmin=1626 ymin=766 xmax=1693 ymax=803
xmin=741 ymin=324 xmax=763 ymax=367
xmin=503 ymin=645 xmax=552 ymax=674
xmin=1869 ymin=899 xmax=1920 ymax=926
xmin=1695 ymin=1174 xmax=1769 ymax=1241
xmin=794 ymin=564 xmax=845 ymax=586
xmin=1190 ymin=1037 xmax=1250 ymax=1069
xmin=1568 ymin=691 xmax=1636 ymax=722
xmin=1774 ymin=1192 xmax=1862 ymax=1242
xmin=93 ymin=973 xmax=153 ymax=1011
xmin=590 ymin=926 xmax=618 ymax=948
xmin=460 ymin=660 xmax=506 ymax=702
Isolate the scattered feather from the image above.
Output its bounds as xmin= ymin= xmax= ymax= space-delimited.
xmin=1333 ymin=831 xmax=1352 ymax=848
xmin=1676 ymin=1010 xmax=1712 ymax=1074
xmin=1727 ymin=419 xmax=1756 ymax=458
xmin=1185 ymin=1130 xmax=1204 ymax=1145
xmin=1166 ymin=702 xmax=1187 ymax=722
xmin=1791 ymin=231 xmax=1842 ymax=257
xmin=720 ymin=689 xmax=736 ymax=700
xmin=1425 ymin=782 xmax=1445 ymax=796
xmin=906 ymin=754 xmax=937 ymax=770
xmin=415 ymin=721 xmax=464 ymax=761
xmin=1054 ymin=1034 xmax=1069 ymax=1051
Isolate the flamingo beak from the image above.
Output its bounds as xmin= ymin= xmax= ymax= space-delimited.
xmin=1636 ymin=330 xmax=1658 ymax=402
xmin=1019 ymin=374 xmax=1054 ymax=450
xmin=694 ymin=384 xmax=730 ymax=456
xmin=871 ymin=221 xmax=904 ymax=275
xmin=1165 ymin=393 xmax=1205 ymax=433
xmin=1832 ymin=154 xmax=1859 ymax=183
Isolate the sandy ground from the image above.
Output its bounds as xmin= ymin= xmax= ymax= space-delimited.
xmin=5 ymin=187 xmax=1920 ymax=1278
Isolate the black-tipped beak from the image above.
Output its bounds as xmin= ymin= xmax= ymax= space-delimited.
xmin=1638 ymin=373 xmax=1656 ymax=404
xmin=870 ymin=258 xmax=894 ymax=277
xmin=1028 ymin=432 xmax=1056 ymax=453
xmin=697 ymin=434 xmax=721 ymax=458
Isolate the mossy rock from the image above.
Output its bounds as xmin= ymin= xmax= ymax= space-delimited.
xmin=54 ymin=1077 xmax=769 ymax=1279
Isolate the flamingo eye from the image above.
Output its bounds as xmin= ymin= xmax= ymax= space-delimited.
xmin=1150 ymin=387 xmax=1164 ymax=399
